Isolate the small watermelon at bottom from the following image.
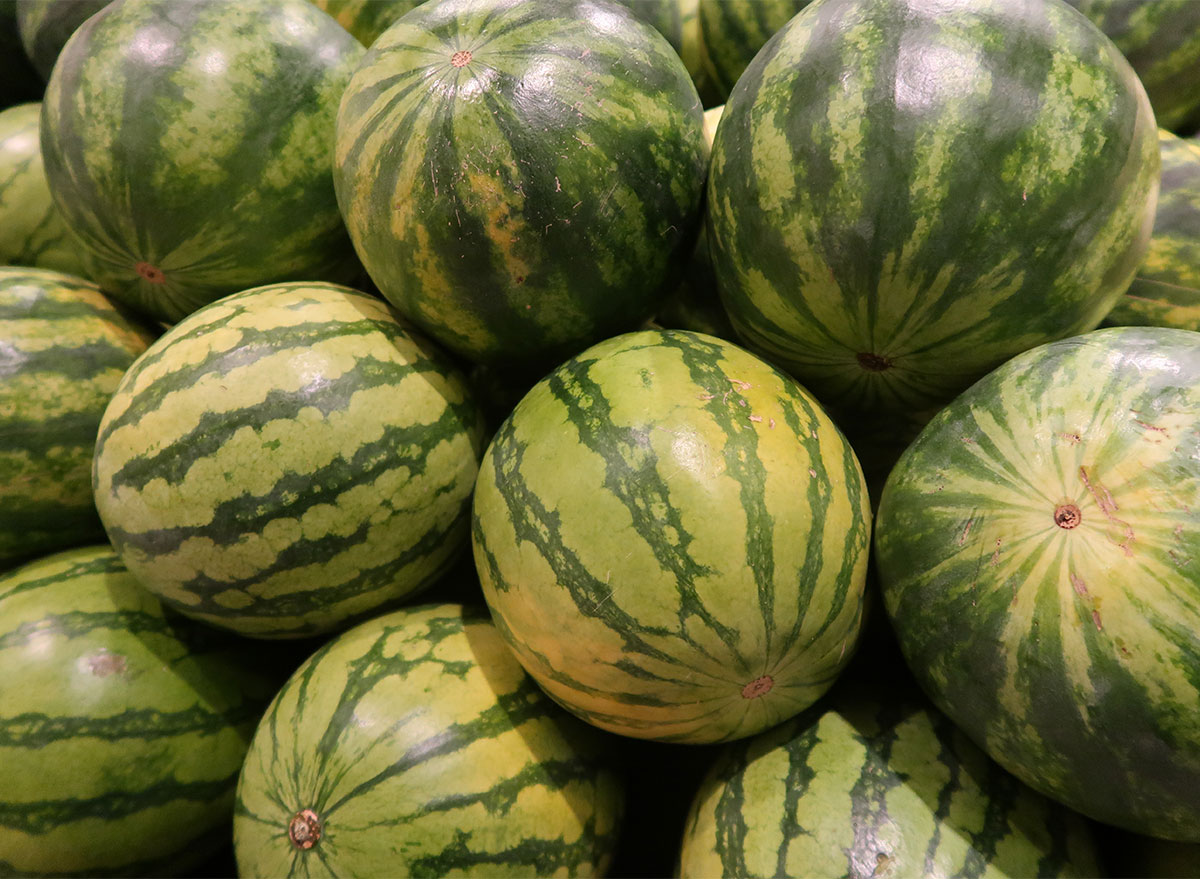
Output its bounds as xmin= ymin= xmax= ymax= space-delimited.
xmin=233 ymin=603 xmax=625 ymax=878
xmin=677 ymin=675 xmax=1102 ymax=878
xmin=0 ymin=546 xmax=278 ymax=878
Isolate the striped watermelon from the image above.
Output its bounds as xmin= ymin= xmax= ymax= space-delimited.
xmin=708 ymin=0 xmax=1159 ymax=423
xmin=0 ymin=266 xmax=155 ymax=568
xmin=875 ymin=326 xmax=1200 ymax=841
xmin=92 ymin=281 xmax=486 ymax=638
xmin=0 ymin=546 xmax=276 ymax=877
xmin=617 ymin=0 xmax=718 ymax=106
xmin=678 ymin=678 xmax=1102 ymax=878
xmin=333 ymin=0 xmax=708 ymax=368
xmin=39 ymin=0 xmax=364 ymax=324
xmin=306 ymin=0 xmax=422 ymax=46
xmin=15 ymin=0 xmax=111 ymax=81
xmin=697 ymin=0 xmax=809 ymax=103
xmin=1105 ymin=129 xmax=1200 ymax=330
xmin=1063 ymin=0 xmax=1200 ymax=134
xmin=0 ymin=102 xmax=88 ymax=276
xmin=472 ymin=329 xmax=871 ymax=744
xmin=234 ymin=603 xmax=625 ymax=877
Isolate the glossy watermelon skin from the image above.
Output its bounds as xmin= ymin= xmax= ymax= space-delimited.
xmin=875 ymin=327 xmax=1200 ymax=841
xmin=0 ymin=267 xmax=155 ymax=568
xmin=697 ymin=0 xmax=809 ymax=102
xmin=234 ymin=603 xmax=624 ymax=878
xmin=0 ymin=103 xmax=88 ymax=276
xmin=0 ymin=546 xmax=276 ymax=877
xmin=473 ymin=329 xmax=870 ymax=744
xmin=306 ymin=0 xmax=422 ymax=46
xmin=15 ymin=0 xmax=111 ymax=81
xmin=678 ymin=680 xmax=1101 ymax=878
xmin=1105 ymin=129 xmax=1200 ymax=330
xmin=1064 ymin=0 xmax=1200 ymax=134
xmin=93 ymin=282 xmax=485 ymax=639
xmin=334 ymin=0 xmax=707 ymax=368
xmin=708 ymin=0 xmax=1158 ymax=422
xmin=40 ymin=0 xmax=364 ymax=324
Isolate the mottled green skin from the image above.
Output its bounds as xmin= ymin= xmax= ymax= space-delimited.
xmin=234 ymin=603 xmax=624 ymax=878
xmin=93 ymin=282 xmax=486 ymax=639
xmin=0 ymin=267 xmax=155 ymax=568
xmin=40 ymin=0 xmax=364 ymax=324
xmin=0 ymin=103 xmax=88 ymax=276
xmin=708 ymin=0 xmax=1159 ymax=422
xmin=473 ymin=329 xmax=871 ymax=744
xmin=1064 ymin=0 xmax=1200 ymax=134
xmin=698 ymin=0 xmax=809 ymax=102
xmin=307 ymin=0 xmax=422 ymax=46
xmin=617 ymin=0 xmax=715 ymax=103
xmin=0 ymin=546 xmax=276 ymax=877
xmin=1106 ymin=129 xmax=1200 ymax=330
xmin=678 ymin=682 xmax=1101 ymax=878
xmin=875 ymin=327 xmax=1200 ymax=841
xmin=334 ymin=0 xmax=707 ymax=368
xmin=0 ymin=4 xmax=42 ymax=108
xmin=16 ymin=0 xmax=111 ymax=81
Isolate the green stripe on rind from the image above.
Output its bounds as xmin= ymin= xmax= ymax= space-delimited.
xmin=472 ymin=328 xmax=870 ymax=744
xmin=874 ymin=326 xmax=1200 ymax=841
xmin=1064 ymin=0 xmax=1200 ymax=133
xmin=707 ymin=0 xmax=1159 ymax=422
xmin=15 ymin=0 xmax=110 ymax=82
xmin=0 ymin=546 xmax=274 ymax=877
xmin=0 ymin=266 xmax=155 ymax=567
xmin=92 ymin=282 xmax=485 ymax=639
xmin=306 ymin=0 xmax=422 ymax=47
xmin=678 ymin=683 xmax=1101 ymax=878
xmin=0 ymin=103 xmax=89 ymax=276
xmin=39 ymin=0 xmax=364 ymax=324
xmin=333 ymin=0 xmax=707 ymax=367
xmin=1106 ymin=129 xmax=1200 ymax=330
xmin=696 ymin=0 xmax=809 ymax=102
xmin=233 ymin=603 xmax=624 ymax=878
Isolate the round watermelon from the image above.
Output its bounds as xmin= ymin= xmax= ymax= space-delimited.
xmin=40 ymin=0 xmax=364 ymax=324
xmin=875 ymin=326 xmax=1200 ymax=841
xmin=707 ymin=0 xmax=1159 ymax=423
xmin=234 ymin=603 xmax=624 ymax=877
xmin=92 ymin=281 xmax=486 ymax=638
xmin=678 ymin=679 xmax=1101 ymax=878
xmin=0 ymin=266 xmax=156 ymax=568
xmin=472 ymin=329 xmax=871 ymax=744
xmin=0 ymin=546 xmax=276 ymax=877
xmin=1105 ymin=129 xmax=1200 ymax=330
xmin=0 ymin=102 xmax=88 ymax=276
xmin=334 ymin=0 xmax=708 ymax=368
xmin=15 ymin=0 xmax=111 ymax=81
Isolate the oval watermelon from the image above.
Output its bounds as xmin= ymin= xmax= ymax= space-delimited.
xmin=875 ymin=326 xmax=1200 ymax=841
xmin=0 ymin=102 xmax=88 ymax=276
xmin=0 ymin=266 xmax=156 ymax=568
xmin=334 ymin=0 xmax=708 ymax=368
xmin=40 ymin=0 xmax=365 ymax=324
xmin=0 ymin=546 xmax=276 ymax=877
xmin=678 ymin=679 xmax=1101 ymax=878
xmin=473 ymin=329 xmax=871 ymax=744
xmin=93 ymin=281 xmax=486 ymax=638
xmin=234 ymin=603 xmax=624 ymax=877
xmin=707 ymin=0 xmax=1159 ymax=423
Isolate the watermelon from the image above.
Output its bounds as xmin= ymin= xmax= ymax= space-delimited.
xmin=1063 ymin=0 xmax=1200 ymax=135
xmin=1105 ymin=129 xmax=1200 ymax=330
xmin=678 ymin=679 xmax=1101 ymax=878
xmin=93 ymin=281 xmax=486 ymax=639
xmin=0 ymin=266 xmax=156 ymax=568
xmin=333 ymin=0 xmax=708 ymax=368
xmin=697 ymin=0 xmax=809 ymax=103
xmin=0 ymin=4 xmax=42 ymax=108
xmin=707 ymin=0 xmax=1159 ymax=423
xmin=875 ymin=326 xmax=1200 ymax=841
xmin=234 ymin=603 xmax=625 ymax=877
xmin=0 ymin=546 xmax=276 ymax=877
xmin=472 ymin=328 xmax=871 ymax=744
xmin=306 ymin=0 xmax=422 ymax=46
xmin=39 ymin=0 xmax=365 ymax=324
xmin=0 ymin=102 xmax=88 ymax=276
xmin=15 ymin=0 xmax=111 ymax=81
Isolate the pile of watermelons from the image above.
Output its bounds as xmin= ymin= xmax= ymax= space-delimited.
xmin=4 ymin=0 xmax=1200 ymax=876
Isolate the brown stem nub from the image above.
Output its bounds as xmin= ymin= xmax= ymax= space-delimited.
xmin=1054 ymin=504 xmax=1082 ymax=529
xmin=856 ymin=352 xmax=892 ymax=372
xmin=288 ymin=809 xmax=322 ymax=851
xmin=451 ymin=50 xmax=472 ymax=68
xmin=741 ymin=675 xmax=774 ymax=699
xmin=135 ymin=262 xmax=166 ymax=284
